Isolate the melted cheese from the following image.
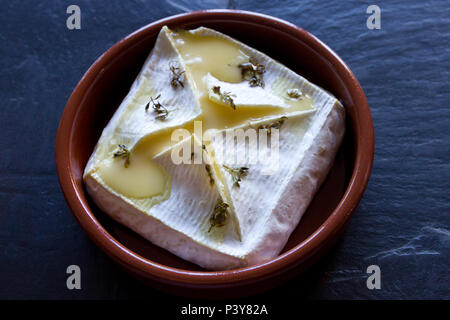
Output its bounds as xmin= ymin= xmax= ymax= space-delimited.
xmin=97 ymin=156 xmax=167 ymax=199
xmin=96 ymin=29 xmax=314 ymax=199
xmin=171 ymin=31 xmax=313 ymax=131
xmin=83 ymin=26 xmax=345 ymax=270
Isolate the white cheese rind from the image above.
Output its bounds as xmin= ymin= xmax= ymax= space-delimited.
xmin=83 ymin=26 xmax=346 ymax=270
xmin=84 ymin=26 xmax=201 ymax=175
xmin=247 ymin=101 xmax=345 ymax=264
xmin=86 ymin=135 xmax=246 ymax=270
xmin=85 ymin=99 xmax=344 ymax=269
xmin=206 ymin=73 xmax=289 ymax=109
xmin=209 ymin=97 xmax=345 ymax=266
xmin=84 ymin=174 xmax=246 ymax=270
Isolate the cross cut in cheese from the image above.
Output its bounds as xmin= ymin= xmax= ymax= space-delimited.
xmin=83 ymin=26 xmax=345 ymax=270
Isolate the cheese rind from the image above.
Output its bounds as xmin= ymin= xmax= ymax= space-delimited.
xmin=212 ymin=101 xmax=345 ymax=265
xmin=84 ymin=26 xmax=202 ymax=177
xmin=83 ymin=26 xmax=345 ymax=270
xmin=206 ymin=73 xmax=289 ymax=109
xmin=249 ymin=103 xmax=345 ymax=264
xmin=84 ymin=174 xmax=246 ymax=270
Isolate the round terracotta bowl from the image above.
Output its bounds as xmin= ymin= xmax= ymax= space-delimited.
xmin=56 ymin=9 xmax=374 ymax=298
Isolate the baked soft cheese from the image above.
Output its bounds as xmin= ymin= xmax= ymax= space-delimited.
xmin=83 ymin=26 xmax=345 ymax=270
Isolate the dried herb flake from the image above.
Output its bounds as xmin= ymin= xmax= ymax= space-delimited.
xmin=208 ymin=198 xmax=229 ymax=232
xmin=223 ymin=165 xmax=249 ymax=188
xmin=212 ymin=86 xmax=236 ymax=110
xmin=145 ymin=94 xmax=170 ymax=120
xmin=169 ymin=62 xmax=185 ymax=89
xmin=113 ymin=144 xmax=131 ymax=168
xmin=238 ymin=58 xmax=265 ymax=87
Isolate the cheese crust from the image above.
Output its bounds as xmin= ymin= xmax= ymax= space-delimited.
xmin=83 ymin=26 xmax=345 ymax=270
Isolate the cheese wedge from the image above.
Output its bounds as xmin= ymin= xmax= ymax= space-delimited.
xmin=84 ymin=26 xmax=201 ymax=181
xmin=83 ymin=26 xmax=345 ymax=270
xmin=207 ymin=73 xmax=291 ymax=109
xmin=207 ymin=108 xmax=344 ymax=265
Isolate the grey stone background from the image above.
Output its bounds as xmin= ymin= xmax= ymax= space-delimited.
xmin=0 ymin=0 xmax=449 ymax=301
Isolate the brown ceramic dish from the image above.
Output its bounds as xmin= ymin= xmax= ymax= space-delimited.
xmin=56 ymin=10 xmax=374 ymax=298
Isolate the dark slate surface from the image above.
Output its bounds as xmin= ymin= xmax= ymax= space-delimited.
xmin=0 ymin=0 xmax=449 ymax=301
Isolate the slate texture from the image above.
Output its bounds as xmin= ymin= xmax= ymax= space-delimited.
xmin=0 ymin=0 xmax=448 ymax=300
